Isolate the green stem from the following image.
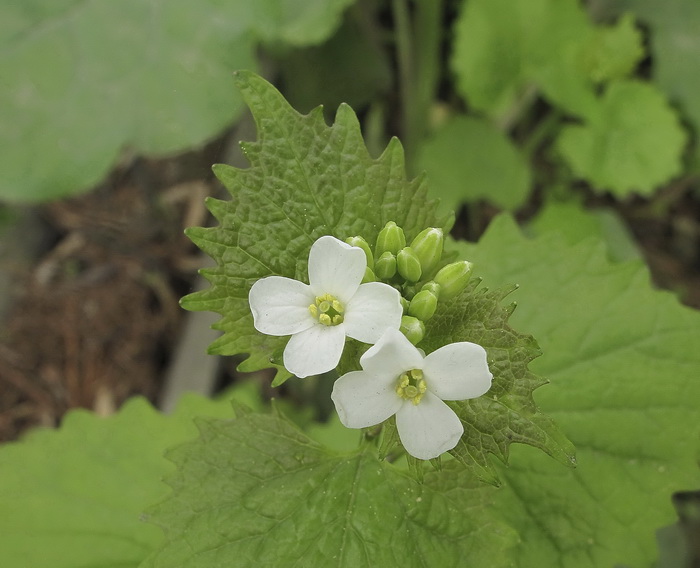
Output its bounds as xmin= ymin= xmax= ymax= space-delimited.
xmin=497 ymin=84 xmax=539 ymax=132
xmin=364 ymin=101 xmax=386 ymax=159
xmin=392 ymin=0 xmax=414 ymax=148
xmin=522 ymin=110 xmax=562 ymax=159
xmin=414 ymin=0 xmax=442 ymax=126
xmin=392 ymin=0 xmax=443 ymax=171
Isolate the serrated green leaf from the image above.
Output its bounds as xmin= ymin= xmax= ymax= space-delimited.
xmin=305 ymin=412 xmax=362 ymax=453
xmin=456 ymin=215 xmax=700 ymax=567
xmin=557 ymin=80 xmax=687 ymax=196
xmin=417 ymin=115 xmax=532 ymax=210
xmin=181 ymin=71 xmax=445 ymax=385
xmin=417 ymin=279 xmax=575 ymax=485
xmin=0 ymin=0 xmax=352 ymax=202
xmin=142 ymin=407 xmax=519 ymax=567
xmin=0 ymin=394 xmax=235 ymax=568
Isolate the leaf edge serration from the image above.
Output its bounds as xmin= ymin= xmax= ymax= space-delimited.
xmin=179 ymin=70 xmax=447 ymax=386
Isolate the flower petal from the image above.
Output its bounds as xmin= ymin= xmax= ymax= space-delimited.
xmin=343 ymin=282 xmax=403 ymax=344
xmin=359 ymin=327 xmax=424 ymax=378
xmin=307 ymin=236 xmax=366 ymax=302
xmin=283 ymin=323 xmax=346 ymax=378
xmin=423 ymin=342 xmax=492 ymax=400
xmin=249 ymin=276 xmax=315 ymax=336
xmin=395 ymin=393 xmax=464 ymax=460
xmin=331 ymin=370 xmax=402 ymax=428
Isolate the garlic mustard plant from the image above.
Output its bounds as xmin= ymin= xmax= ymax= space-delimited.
xmin=248 ymin=235 xmax=403 ymax=378
xmin=184 ymin=74 xmax=575 ymax=486
xmin=331 ymin=327 xmax=493 ymax=459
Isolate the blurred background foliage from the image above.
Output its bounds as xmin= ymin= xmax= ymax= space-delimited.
xmin=2 ymin=0 xmax=698 ymax=204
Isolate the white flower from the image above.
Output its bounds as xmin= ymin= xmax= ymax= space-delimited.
xmin=249 ymin=235 xmax=403 ymax=378
xmin=331 ymin=327 xmax=493 ymax=460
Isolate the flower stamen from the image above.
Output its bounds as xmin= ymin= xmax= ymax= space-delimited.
xmin=309 ymin=293 xmax=345 ymax=326
xmin=396 ymin=369 xmax=427 ymax=405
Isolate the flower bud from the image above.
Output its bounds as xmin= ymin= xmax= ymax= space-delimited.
xmin=400 ymin=315 xmax=425 ymax=345
xmin=362 ymin=266 xmax=376 ymax=283
xmin=421 ymin=280 xmax=441 ymax=299
xmin=375 ymin=221 xmax=406 ymax=257
xmin=410 ymin=228 xmax=444 ymax=276
xmin=396 ymin=247 xmax=422 ymax=282
xmin=402 ymin=284 xmax=418 ymax=300
xmin=408 ymin=289 xmax=438 ymax=321
xmin=346 ymin=236 xmax=374 ymax=270
xmin=374 ymin=251 xmax=397 ymax=280
xmin=400 ymin=296 xmax=410 ymax=313
xmin=434 ymin=261 xmax=473 ymax=299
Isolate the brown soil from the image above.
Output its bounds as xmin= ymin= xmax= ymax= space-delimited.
xmin=0 ymin=146 xmax=222 ymax=441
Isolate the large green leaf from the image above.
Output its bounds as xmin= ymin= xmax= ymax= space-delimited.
xmin=417 ymin=115 xmax=531 ymax=210
xmin=582 ymin=13 xmax=644 ymax=84
xmin=457 ymin=215 xmax=700 ymax=567
xmin=452 ymin=0 xmax=685 ymax=197
xmin=142 ymin=405 xmax=519 ymax=568
xmin=602 ymin=0 xmax=700 ymax=165
xmin=451 ymin=0 xmax=605 ymax=121
xmin=452 ymin=0 xmax=645 ymax=122
xmin=0 ymin=394 xmax=235 ymax=568
xmin=557 ymin=80 xmax=687 ymax=196
xmin=529 ymin=199 xmax=642 ymax=263
xmin=181 ymin=71 xmax=445 ymax=386
xmin=0 ymin=0 xmax=353 ymax=202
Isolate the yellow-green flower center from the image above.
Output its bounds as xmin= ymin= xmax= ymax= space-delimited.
xmin=396 ymin=369 xmax=427 ymax=405
xmin=308 ymin=293 xmax=345 ymax=326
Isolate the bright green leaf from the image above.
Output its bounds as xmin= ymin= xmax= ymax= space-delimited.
xmin=417 ymin=115 xmax=532 ymax=210
xmin=557 ymin=80 xmax=687 ymax=196
xmin=525 ymin=0 xmax=599 ymax=120
xmin=0 ymin=394 xmax=235 ymax=568
xmin=0 ymin=0 xmax=352 ymax=202
xmin=529 ymin=200 xmax=641 ymax=263
xmin=582 ymin=13 xmax=644 ymax=84
xmin=451 ymin=0 xmax=529 ymax=119
xmin=451 ymin=0 xmax=598 ymax=121
xmin=456 ymin=215 xmax=700 ymax=567
xmin=605 ymin=0 xmax=700 ymax=166
xmin=142 ymin=406 xmax=519 ymax=567
xmin=181 ymin=71 xmax=445 ymax=386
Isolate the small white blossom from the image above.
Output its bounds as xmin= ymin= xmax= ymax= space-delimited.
xmin=249 ymin=235 xmax=403 ymax=378
xmin=331 ymin=327 xmax=493 ymax=460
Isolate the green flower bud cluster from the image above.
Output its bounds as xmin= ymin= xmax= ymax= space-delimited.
xmin=375 ymin=251 xmax=397 ymax=280
xmin=346 ymin=222 xmax=474 ymax=346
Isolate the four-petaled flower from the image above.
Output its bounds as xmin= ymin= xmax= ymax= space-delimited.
xmin=331 ymin=327 xmax=493 ymax=459
xmin=249 ymin=236 xmax=403 ymax=378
